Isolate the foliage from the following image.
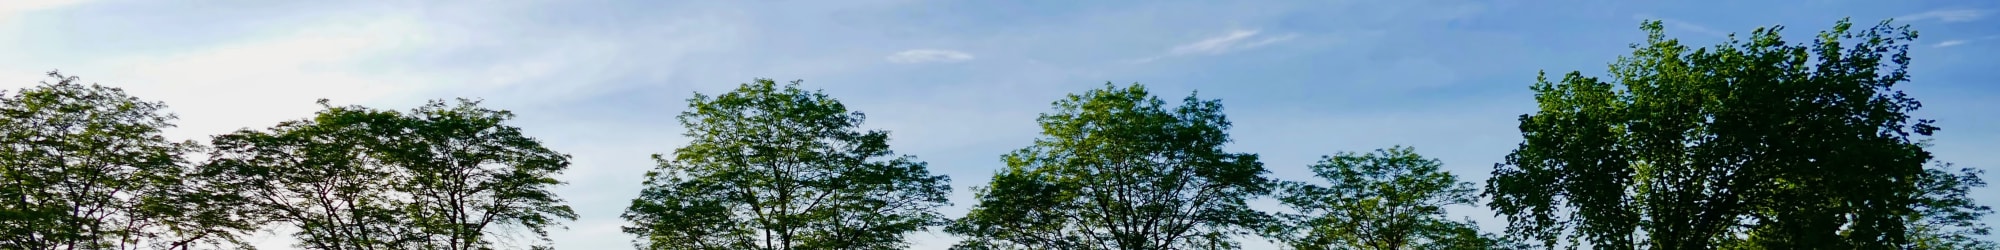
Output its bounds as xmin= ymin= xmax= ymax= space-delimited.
xmin=947 ymin=83 xmax=1271 ymax=250
xmin=621 ymin=79 xmax=951 ymax=250
xmin=1905 ymin=163 xmax=1996 ymax=249
xmin=1486 ymin=18 xmax=1990 ymax=249
xmin=204 ymin=98 xmax=575 ymax=250
xmin=386 ymin=99 xmax=578 ymax=250
xmin=1271 ymin=146 xmax=1513 ymax=250
xmin=0 ymin=71 xmax=256 ymax=250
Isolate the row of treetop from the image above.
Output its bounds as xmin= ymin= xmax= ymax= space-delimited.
xmin=2 ymin=18 xmax=1991 ymax=250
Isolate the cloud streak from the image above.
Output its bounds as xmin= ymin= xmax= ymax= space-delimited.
xmin=1131 ymin=29 xmax=1296 ymax=63
xmin=1899 ymin=9 xmax=1987 ymax=23
xmin=887 ymin=49 xmax=974 ymax=63
xmin=1936 ymin=35 xmax=2000 ymax=48
xmin=1935 ymin=40 xmax=1968 ymax=48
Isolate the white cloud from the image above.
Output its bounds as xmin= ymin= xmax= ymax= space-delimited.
xmin=92 ymin=18 xmax=438 ymax=141
xmin=1933 ymin=35 xmax=2000 ymax=48
xmin=886 ymin=49 xmax=974 ymax=63
xmin=1171 ymin=30 xmax=1258 ymax=55
xmin=1128 ymin=29 xmax=1296 ymax=63
xmin=1170 ymin=29 xmax=1295 ymax=56
xmin=1900 ymin=9 xmax=1987 ymax=23
xmin=5 ymin=24 xmax=424 ymax=143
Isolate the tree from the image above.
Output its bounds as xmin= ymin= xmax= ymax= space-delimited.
xmin=948 ymin=83 xmax=1271 ymax=250
xmin=1271 ymin=146 xmax=1512 ymax=250
xmin=203 ymin=103 xmax=419 ymax=249
xmin=621 ymin=79 xmax=951 ymax=250
xmin=1905 ymin=164 xmax=1996 ymax=249
xmin=1485 ymin=18 xmax=1991 ymax=249
xmin=204 ymin=98 xmax=575 ymax=249
xmin=383 ymin=99 xmax=577 ymax=250
xmin=0 ymin=71 xmax=256 ymax=250
xmin=0 ymin=71 xmax=260 ymax=249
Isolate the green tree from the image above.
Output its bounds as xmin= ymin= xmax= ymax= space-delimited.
xmin=1905 ymin=164 xmax=1995 ymax=250
xmin=1271 ymin=146 xmax=1512 ymax=250
xmin=383 ymin=99 xmax=577 ymax=250
xmin=1485 ymin=18 xmax=1992 ymax=249
xmin=204 ymin=103 xmax=419 ymax=249
xmin=0 ymin=71 xmax=256 ymax=250
xmin=204 ymin=99 xmax=575 ymax=250
xmin=948 ymin=83 xmax=1271 ymax=250
xmin=621 ymin=79 xmax=951 ymax=250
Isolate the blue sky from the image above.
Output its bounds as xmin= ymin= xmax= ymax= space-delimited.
xmin=3 ymin=0 xmax=1996 ymax=249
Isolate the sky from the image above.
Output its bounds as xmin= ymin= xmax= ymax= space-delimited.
xmin=3 ymin=0 xmax=1997 ymax=249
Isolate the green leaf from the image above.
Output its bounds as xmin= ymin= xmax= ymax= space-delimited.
xmin=621 ymin=79 xmax=952 ymax=250
xmin=0 ymin=71 xmax=256 ymax=250
xmin=1486 ymin=18 xmax=1992 ymax=249
xmin=948 ymin=82 xmax=1272 ymax=250
xmin=203 ymin=97 xmax=576 ymax=249
xmin=1270 ymin=146 xmax=1515 ymax=250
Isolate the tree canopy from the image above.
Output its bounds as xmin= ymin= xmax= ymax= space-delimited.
xmin=1486 ymin=18 xmax=1993 ymax=249
xmin=1 ymin=16 xmax=1992 ymax=250
xmin=1271 ymin=146 xmax=1512 ymax=250
xmin=0 ymin=71 xmax=256 ymax=250
xmin=948 ymin=83 xmax=1272 ymax=250
xmin=203 ymin=98 xmax=575 ymax=250
xmin=621 ymin=79 xmax=951 ymax=250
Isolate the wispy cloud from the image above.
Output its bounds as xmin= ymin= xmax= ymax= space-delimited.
xmin=103 ymin=18 xmax=437 ymax=141
xmin=1933 ymin=35 xmax=2000 ymax=48
xmin=886 ymin=49 xmax=974 ymax=63
xmin=1935 ymin=40 xmax=1968 ymax=48
xmin=1130 ymin=29 xmax=1296 ymax=63
xmin=1171 ymin=29 xmax=1295 ymax=55
xmin=1899 ymin=9 xmax=1988 ymax=23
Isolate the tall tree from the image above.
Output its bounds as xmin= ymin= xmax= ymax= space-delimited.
xmin=382 ymin=99 xmax=577 ymax=250
xmin=948 ymin=83 xmax=1271 ymax=250
xmin=204 ymin=99 xmax=576 ymax=250
xmin=1485 ymin=18 xmax=1992 ymax=249
xmin=621 ymin=79 xmax=951 ymax=250
xmin=1271 ymin=146 xmax=1512 ymax=250
xmin=0 ymin=71 xmax=256 ymax=250
xmin=204 ymin=103 xmax=417 ymax=249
